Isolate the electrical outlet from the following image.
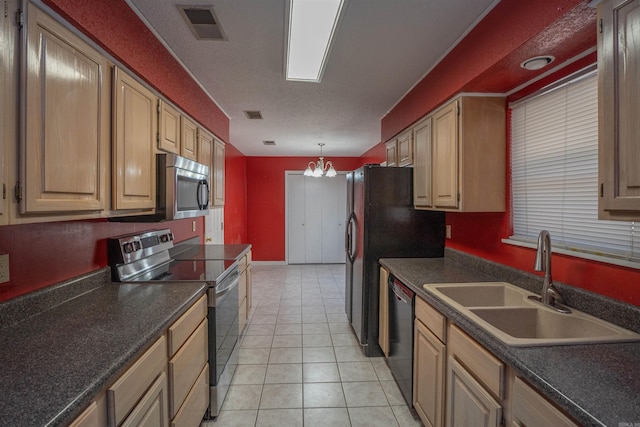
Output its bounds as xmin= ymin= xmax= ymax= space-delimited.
xmin=192 ymin=220 xmax=197 ymax=232
xmin=0 ymin=254 xmax=9 ymax=283
xmin=446 ymin=225 xmax=452 ymax=239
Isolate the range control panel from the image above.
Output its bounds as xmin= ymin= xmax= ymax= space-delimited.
xmin=108 ymin=229 xmax=174 ymax=265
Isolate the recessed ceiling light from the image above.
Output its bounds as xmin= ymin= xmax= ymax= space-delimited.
xmin=520 ymin=56 xmax=555 ymax=71
xmin=285 ymin=0 xmax=345 ymax=82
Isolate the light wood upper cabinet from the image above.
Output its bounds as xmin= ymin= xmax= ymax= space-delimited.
xmin=180 ymin=116 xmax=198 ymax=161
xmin=112 ymin=67 xmax=157 ymax=211
xmin=212 ymin=138 xmax=225 ymax=206
xmin=397 ymin=130 xmax=413 ymax=166
xmin=413 ymin=117 xmax=432 ymax=208
xmin=598 ymin=0 xmax=640 ymax=220
xmin=158 ymin=100 xmax=181 ymax=155
xmin=428 ymin=96 xmax=505 ymax=212
xmin=22 ymin=2 xmax=109 ymax=214
xmin=385 ymin=140 xmax=398 ymax=166
xmin=197 ymin=128 xmax=214 ymax=208
xmin=432 ymin=100 xmax=459 ymax=209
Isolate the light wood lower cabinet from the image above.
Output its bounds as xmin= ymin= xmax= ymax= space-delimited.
xmin=69 ymin=401 xmax=101 ymax=427
xmin=238 ymin=251 xmax=252 ymax=335
xmin=120 ymin=372 xmax=169 ymax=427
xmin=22 ymin=2 xmax=109 ymax=214
xmin=413 ymin=296 xmax=446 ymax=427
xmin=112 ymin=67 xmax=157 ymax=212
xmin=167 ymin=295 xmax=209 ymax=427
xmin=379 ymin=267 xmax=390 ymax=357
xmin=107 ymin=336 xmax=168 ymax=427
xmin=511 ymin=376 xmax=577 ymax=427
xmin=447 ymin=357 xmax=501 ymax=427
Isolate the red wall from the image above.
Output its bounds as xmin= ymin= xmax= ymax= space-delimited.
xmin=246 ymin=157 xmax=364 ymax=261
xmin=224 ymin=144 xmax=248 ymax=244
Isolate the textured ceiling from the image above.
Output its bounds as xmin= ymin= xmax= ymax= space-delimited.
xmin=126 ymin=0 xmax=498 ymax=157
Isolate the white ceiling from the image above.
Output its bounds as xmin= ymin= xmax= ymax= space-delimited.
xmin=127 ymin=0 xmax=498 ymax=157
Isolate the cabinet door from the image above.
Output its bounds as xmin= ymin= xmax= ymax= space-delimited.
xmin=414 ymin=319 xmax=445 ymax=427
xmin=397 ymin=131 xmax=413 ymax=166
xmin=212 ymin=138 xmax=225 ymax=206
xmin=432 ymin=100 xmax=459 ymax=209
xmin=413 ymin=118 xmax=432 ymax=208
xmin=446 ymin=357 xmax=501 ymax=427
xmin=180 ymin=116 xmax=198 ymax=161
xmin=158 ymin=101 xmax=181 ymax=154
xmin=378 ymin=267 xmax=389 ymax=357
xmin=246 ymin=262 xmax=252 ymax=318
xmin=112 ymin=67 xmax=157 ymax=211
xmin=198 ymin=129 xmax=214 ymax=208
xmin=22 ymin=3 xmax=109 ymax=213
xmin=512 ymin=377 xmax=577 ymax=427
xmin=121 ymin=372 xmax=169 ymax=427
xmin=598 ymin=0 xmax=640 ymax=219
xmin=385 ymin=140 xmax=398 ymax=166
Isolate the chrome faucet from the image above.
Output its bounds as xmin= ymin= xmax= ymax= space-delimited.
xmin=530 ymin=230 xmax=571 ymax=313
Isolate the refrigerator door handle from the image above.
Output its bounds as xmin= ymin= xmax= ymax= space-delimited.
xmin=349 ymin=213 xmax=357 ymax=262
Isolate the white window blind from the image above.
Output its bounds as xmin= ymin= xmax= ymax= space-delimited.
xmin=510 ymin=70 xmax=640 ymax=264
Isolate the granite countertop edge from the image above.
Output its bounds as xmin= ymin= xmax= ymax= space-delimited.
xmin=380 ymin=256 xmax=640 ymax=427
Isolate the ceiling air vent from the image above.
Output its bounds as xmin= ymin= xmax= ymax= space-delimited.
xmin=178 ymin=6 xmax=226 ymax=41
xmin=263 ymin=140 xmax=276 ymax=146
xmin=244 ymin=110 xmax=263 ymax=120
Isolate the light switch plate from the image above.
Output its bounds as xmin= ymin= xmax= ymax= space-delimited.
xmin=446 ymin=225 xmax=452 ymax=239
xmin=0 ymin=254 xmax=9 ymax=283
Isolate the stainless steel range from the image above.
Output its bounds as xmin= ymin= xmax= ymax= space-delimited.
xmin=108 ymin=229 xmax=240 ymax=419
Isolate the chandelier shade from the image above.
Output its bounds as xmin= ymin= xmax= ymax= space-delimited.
xmin=304 ymin=143 xmax=337 ymax=177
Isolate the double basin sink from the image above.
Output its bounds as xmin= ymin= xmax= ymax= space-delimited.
xmin=423 ymin=282 xmax=640 ymax=346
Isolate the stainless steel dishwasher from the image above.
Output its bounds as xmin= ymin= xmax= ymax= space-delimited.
xmin=387 ymin=274 xmax=415 ymax=406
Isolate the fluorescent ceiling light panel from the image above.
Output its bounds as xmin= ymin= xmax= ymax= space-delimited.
xmin=286 ymin=0 xmax=344 ymax=82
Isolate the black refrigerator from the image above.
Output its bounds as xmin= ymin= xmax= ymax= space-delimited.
xmin=345 ymin=165 xmax=445 ymax=356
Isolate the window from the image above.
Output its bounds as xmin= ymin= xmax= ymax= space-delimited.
xmin=508 ymin=69 xmax=640 ymax=267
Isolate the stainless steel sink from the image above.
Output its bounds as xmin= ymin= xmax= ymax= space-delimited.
xmin=423 ymin=282 xmax=640 ymax=346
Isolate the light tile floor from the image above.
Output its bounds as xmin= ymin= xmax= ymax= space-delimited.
xmin=205 ymin=264 xmax=423 ymax=427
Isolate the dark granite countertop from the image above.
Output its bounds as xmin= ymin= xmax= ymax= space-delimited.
xmin=0 ymin=275 xmax=206 ymax=427
xmin=380 ymin=256 xmax=640 ymax=427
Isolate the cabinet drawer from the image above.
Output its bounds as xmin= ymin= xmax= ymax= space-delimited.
xmin=168 ymin=295 xmax=207 ymax=357
xmin=448 ymin=324 xmax=504 ymax=399
xmin=415 ymin=296 xmax=446 ymax=343
xmin=169 ymin=320 xmax=208 ymax=418
xmin=513 ymin=377 xmax=577 ymax=427
xmin=171 ymin=364 xmax=209 ymax=427
xmin=108 ymin=336 xmax=167 ymax=426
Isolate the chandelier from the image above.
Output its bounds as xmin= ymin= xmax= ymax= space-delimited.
xmin=304 ymin=143 xmax=337 ymax=177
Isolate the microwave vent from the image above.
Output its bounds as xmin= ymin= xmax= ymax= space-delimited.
xmin=178 ymin=6 xmax=226 ymax=40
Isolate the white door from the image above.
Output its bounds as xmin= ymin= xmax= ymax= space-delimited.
xmin=204 ymin=207 xmax=224 ymax=244
xmin=287 ymin=173 xmax=347 ymax=264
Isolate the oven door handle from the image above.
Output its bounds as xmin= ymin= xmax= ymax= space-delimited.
xmin=208 ymin=271 xmax=240 ymax=307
